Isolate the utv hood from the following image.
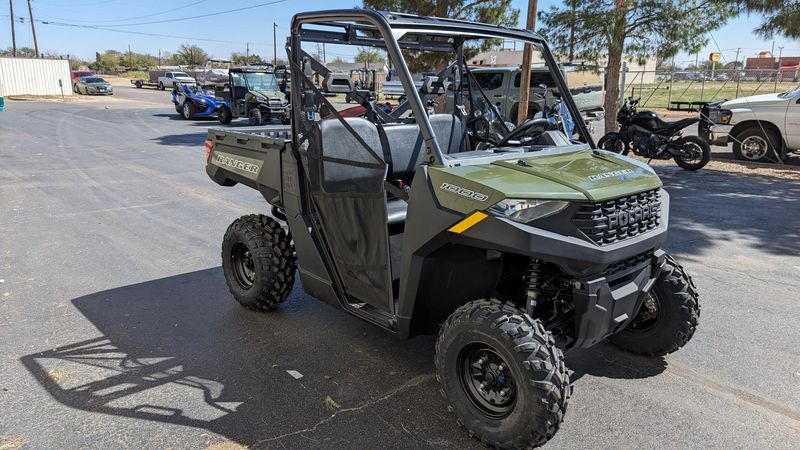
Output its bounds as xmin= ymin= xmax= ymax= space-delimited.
xmin=492 ymin=149 xmax=662 ymax=202
xmin=430 ymin=149 xmax=663 ymax=214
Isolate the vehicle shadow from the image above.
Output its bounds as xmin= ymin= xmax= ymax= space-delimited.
xmin=656 ymin=166 xmax=800 ymax=258
xmin=20 ymin=267 xmax=671 ymax=447
xmin=567 ymin=344 xmax=667 ymax=383
xmin=20 ymin=268 xmax=459 ymax=449
xmin=152 ymin=132 xmax=209 ymax=146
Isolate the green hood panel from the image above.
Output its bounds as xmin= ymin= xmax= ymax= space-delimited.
xmin=492 ymin=150 xmax=661 ymax=202
xmin=429 ymin=150 xmax=662 ymax=214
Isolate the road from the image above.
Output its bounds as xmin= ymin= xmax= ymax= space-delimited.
xmin=1 ymin=84 xmax=799 ymax=449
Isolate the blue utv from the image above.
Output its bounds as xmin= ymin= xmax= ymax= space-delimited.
xmin=171 ymin=82 xmax=225 ymax=120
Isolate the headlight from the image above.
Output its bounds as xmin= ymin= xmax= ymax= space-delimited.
xmin=708 ymin=108 xmax=732 ymax=124
xmin=489 ymin=199 xmax=569 ymax=224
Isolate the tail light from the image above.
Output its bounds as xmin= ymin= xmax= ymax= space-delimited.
xmin=204 ymin=139 xmax=214 ymax=163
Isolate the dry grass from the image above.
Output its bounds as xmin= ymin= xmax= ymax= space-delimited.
xmin=0 ymin=436 xmax=27 ymax=450
xmin=206 ymin=441 xmax=248 ymax=450
xmin=45 ymin=368 xmax=68 ymax=382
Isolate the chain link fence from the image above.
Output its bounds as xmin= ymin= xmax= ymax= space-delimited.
xmin=620 ymin=68 xmax=800 ymax=110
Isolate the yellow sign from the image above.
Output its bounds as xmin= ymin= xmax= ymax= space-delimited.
xmin=709 ymin=52 xmax=721 ymax=62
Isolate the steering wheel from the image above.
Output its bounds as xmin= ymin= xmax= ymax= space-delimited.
xmin=496 ymin=118 xmax=554 ymax=147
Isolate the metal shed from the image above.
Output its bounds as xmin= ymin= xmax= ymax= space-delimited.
xmin=0 ymin=57 xmax=73 ymax=96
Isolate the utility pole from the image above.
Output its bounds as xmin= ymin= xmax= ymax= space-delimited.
xmin=128 ymin=44 xmax=132 ymax=69
xmin=775 ymin=46 xmax=784 ymax=89
xmin=26 ymin=0 xmax=38 ymax=57
xmin=516 ymin=0 xmax=538 ymax=126
xmin=246 ymin=42 xmax=250 ymax=65
xmin=273 ymin=22 xmax=278 ymax=66
xmin=734 ymin=47 xmax=741 ymax=97
xmin=9 ymin=0 xmax=16 ymax=57
xmin=322 ymin=43 xmax=326 ymax=64
xmin=567 ymin=0 xmax=575 ymax=63
xmin=158 ymin=49 xmax=161 ymax=67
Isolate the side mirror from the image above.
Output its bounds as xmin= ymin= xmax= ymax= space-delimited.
xmin=302 ymin=57 xmax=313 ymax=79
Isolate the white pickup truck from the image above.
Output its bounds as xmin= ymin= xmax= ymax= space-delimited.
xmin=700 ymin=87 xmax=800 ymax=162
xmin=157 ymin=71 xmax=197 ymax=90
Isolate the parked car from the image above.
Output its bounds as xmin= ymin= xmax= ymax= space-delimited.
xmin=70 ymin=70 xmax=94 ymax=93
xmin=700 ymin=86 xmax=800 ymax=162
xmin=158 ymin=71 xmax=196 ymax=90
xmin=75 ymin=77 xmax=114 ymax=95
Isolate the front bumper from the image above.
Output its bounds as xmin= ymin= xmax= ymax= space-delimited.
xmin=700 ymin=123 xmax=732 ymax=146
xmin=571 ymin=249 xmax=664 ymax=348
xmin=454 ymin=190 xmax=671 ymax=350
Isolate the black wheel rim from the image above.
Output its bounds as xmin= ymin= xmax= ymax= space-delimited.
xmin=458 ymin=343 xmax=516 ymax=419
xmin=231 ymin=242 xmax=255 ymax=289
xmin=627 ymin=290 xmax=661 ymax=332
xmin=601 ymin=138 xmax=625 ymax=154
xmin=678 ymin=141 xmax=703 ymax=166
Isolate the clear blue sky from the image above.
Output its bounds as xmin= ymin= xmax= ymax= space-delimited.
xmin=1 ymin=0 xmax=796 ymax=65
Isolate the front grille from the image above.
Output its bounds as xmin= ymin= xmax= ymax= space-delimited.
xmin=573 ymin=189 xmax=661 ymax=245
xmin=603 ymin=250 xmax=653 ymax=277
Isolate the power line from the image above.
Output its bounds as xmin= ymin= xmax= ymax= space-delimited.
xmin=37 ymin=18 xmax=259 ymax=45
xmin=58 ymin=0 xmax=290 ymax=28
xmin=37 ymin=0 xmax=211 ymax=24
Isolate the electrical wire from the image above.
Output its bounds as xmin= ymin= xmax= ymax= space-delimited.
xmin=36 ymin=0 xmax=212 ymax=24
xmin=44 ymin=0 xmax=290 ymax=28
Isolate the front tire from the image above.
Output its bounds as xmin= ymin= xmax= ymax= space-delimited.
xmin=219 ymin=106 xmax=232 ymax=124
xmin=221 ymin=215 xmax=296 ymax=311
xmin=673 ymin=135 xmax=711 ymax=170
xmin=610 ymin=254 xmax=700 ymax=356
xmin=733 ymin=127 xmax=781 ymax=162
xmin=158 ymin=81 xmax=165 ymax=91
xmin=248 ymin=108 xmax=262 ymax=126
xmin=182 ymin=101 xmax=196 ymax=120
xmin=597 ymin=132 xmax=630 ymax=156
xmin=436 ymin=299 xmax=570 ymax=449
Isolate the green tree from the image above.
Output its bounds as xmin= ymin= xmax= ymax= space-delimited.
xmin=362 ymin=0 xmax=519 ymax=72
xmin=539 ymin=0 xmax=737 ymax=131
xmin=231 ymin=52 xmax=268 ymax=66
xmin=741 ymin=0 xmax=800 ymax=39
xmin=355 ymin=48 xmax=384 ymax=67
xmin=176 ymin=44 xmax=208 ymax=68
xmin=0 ymin=46 xmax=37 ymax=57
xmin=329 ymin=56 xmax=347 ymax=64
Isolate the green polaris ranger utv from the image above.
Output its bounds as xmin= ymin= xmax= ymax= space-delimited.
xmin=204 ymin=10 xmax=699 ymax=449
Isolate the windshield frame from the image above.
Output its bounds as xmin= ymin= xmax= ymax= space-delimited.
xmin=242 ymin=71 xmax=279 ymax=92
xmin=291 ymin=9 xmax=592 ymax=166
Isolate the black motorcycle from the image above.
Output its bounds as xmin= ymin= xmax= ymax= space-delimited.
xmin=598 ymin=97 xmax=711 ymax=171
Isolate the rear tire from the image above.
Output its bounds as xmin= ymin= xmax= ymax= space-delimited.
xmin=610 ymin=254 xmax=700 ymax=356
xmin=436 ymin=299 xmax=570 ymax=449
xmin=733 ymin=127 xmax=781 ymax=162
xmin=673 ymin=135 xmax=711 ymax=170
xmin=219 ymin=106 xmax=232 ymax=124
xmin=221 ymin=214 xmax=296 ymax=311
xmin=135 ymin=80 xmax=143 ymax=88
xmin=597 ymin=132 xmax=630 ymax=156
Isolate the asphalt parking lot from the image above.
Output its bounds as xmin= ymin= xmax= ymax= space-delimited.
xmin=1 ymin=83 xmax=799 ymax=449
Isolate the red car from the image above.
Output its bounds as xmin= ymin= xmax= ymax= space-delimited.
xmin=70 ymin=70 xmax=95 ymax=92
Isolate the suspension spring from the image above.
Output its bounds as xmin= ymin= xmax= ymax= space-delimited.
xmin=524 ymin=258 xmax=545 ymax=316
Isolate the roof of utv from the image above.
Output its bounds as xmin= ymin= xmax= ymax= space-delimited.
xmin=292 ymin=9 xmax=547 ymax=51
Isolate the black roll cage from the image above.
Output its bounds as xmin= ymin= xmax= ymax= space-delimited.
xmin=289 ymin=9 xmax=593 ymax=165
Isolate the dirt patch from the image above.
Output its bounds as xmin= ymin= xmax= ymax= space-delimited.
xmin=634 ymin=155 xmax=800 ymax=180
xmin=206 ymin=441 xmax=248 ymax=450
xmin=6 ymin=95 xmax=86 ymax=103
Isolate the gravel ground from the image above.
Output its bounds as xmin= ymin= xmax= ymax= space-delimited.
xmin=0 ymin=86 xmax=798 ymax=449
